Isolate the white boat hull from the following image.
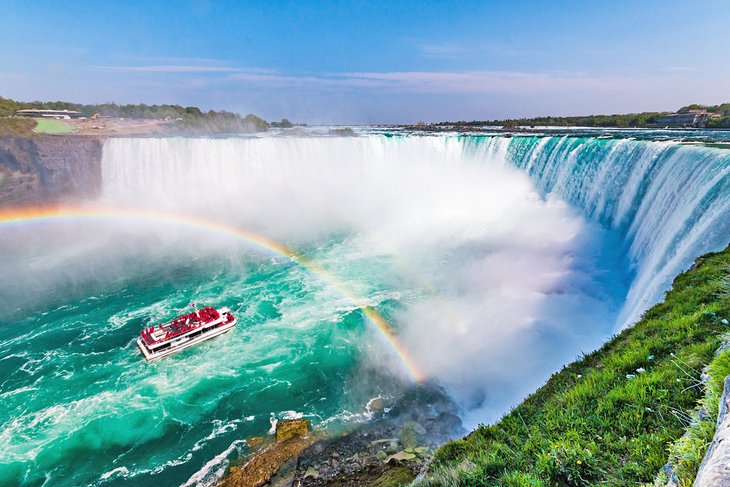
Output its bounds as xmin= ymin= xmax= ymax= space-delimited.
xmin=137 ymin=316 xmax=237 ymax=361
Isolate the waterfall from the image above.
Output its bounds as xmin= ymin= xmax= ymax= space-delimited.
xmin=102 ymin=134 xmax=730 ymax=328
xmin=465 ymin=136 xmax=730 ymax=326
xmin=8 ymin=133 xmax=727 ymax=486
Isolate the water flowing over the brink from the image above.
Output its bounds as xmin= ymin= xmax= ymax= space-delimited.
xmin=103 ymin=134 xmax=730 ymax=327
xmin=463 ymin=135 xmax=730 ymax=326
xmin=2 ymin=133 xmax=729 ymax=486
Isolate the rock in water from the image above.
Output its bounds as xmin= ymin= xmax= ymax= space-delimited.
xmin=276 ymin=419 xmax=310 ymax=443
xmin=369 ymin=398 xmax=385 ymax=412
xmin=247 ymin=436 xmax=265 ymax=448
xmin=223 ymin=422 xmax=315 ymax=487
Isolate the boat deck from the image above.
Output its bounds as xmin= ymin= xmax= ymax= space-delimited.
xmin=137 ymin=306 xmax=237 ymax=361
xmin=140 ymin=307 xmax=222 ymax=346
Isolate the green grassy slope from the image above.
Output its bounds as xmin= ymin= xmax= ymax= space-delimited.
xmin=33 ymin=119 xmax=75 ymax=134
xmin=421 ymin=246 xmax=730 ymax=486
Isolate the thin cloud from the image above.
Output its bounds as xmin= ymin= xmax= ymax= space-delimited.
xmin=94 ymin=65 xmax=244 ymax=73
xmin=228 ymin=71 xmax=388 ymax=88
xmin=229 ymin=69 xmax=637 ymax=94
xmin=419 ymin=43 xmax=468 ymax=60
xmin=91 ymin=61 xmax=640 ymax=95
xmin=121 ymin=55 xmax=236 ymax=65
xmin=661 ymin=66 xmax=699 ymax=72
xmin=84 ymin=64 xmax=683 ymax=104
xmin=418 ymin=42 xmax=524 ymax=59
xmin=93 ymin=58 xmax=275 ymax=74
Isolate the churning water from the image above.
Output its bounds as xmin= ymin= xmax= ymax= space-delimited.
xmin=1 ymin=133 xmax=729 ymax=486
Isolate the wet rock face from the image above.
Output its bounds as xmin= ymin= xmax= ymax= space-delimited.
xmin=279 ymin=383 xmax=465 ymax=486
xmin=0 ymin=136 xmax=104 ymax=206
xmin=219 ymin=383 xmax=464 ymax=486
xmin=221 ymin=420 xmax=314 ymax=487
xmin=694 ymin=375 xmax=730 ymax=487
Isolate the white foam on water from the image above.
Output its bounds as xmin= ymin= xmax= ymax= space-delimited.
xmin=0 ymin=386 xmax=38 ymax=399
xmin=268 ymin=413 xmax=277 ymax=435
xmin=191 ymin=419 xmax=242 ymax=452
xmin=96 ymin=135 xmax=629 ymax=424
xmin=181 ymin=439 xmax=247 ymax=487
xmin=99 ymin=466 xmax=129 ymax=481
xmin=3 ymin=133 xmax=729 ymax=484
xmin=280 ymin=410 xmax=305 ymax=420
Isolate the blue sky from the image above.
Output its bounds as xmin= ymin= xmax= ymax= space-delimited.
xmin=2 ymin=1 xmax=729 ymax=123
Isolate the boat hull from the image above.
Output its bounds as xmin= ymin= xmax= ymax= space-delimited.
xmin=137 ymin=317 xmax=237 ymax=361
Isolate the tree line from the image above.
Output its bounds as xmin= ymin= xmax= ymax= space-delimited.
xmin=0 ymin=96 xmax=271 ymax=132
xmin=431 ymin=102 xmax=730 ymax=129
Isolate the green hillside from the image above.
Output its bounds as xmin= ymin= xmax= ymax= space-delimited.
xmin=420 ymin=246 xmax=730 ymax=486
xmin=430 ymin=103 xmax=730 ymax=129
xmin=0 ymin=96 xmax=269 ymax=132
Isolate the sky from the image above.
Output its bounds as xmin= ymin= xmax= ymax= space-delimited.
xmin=1 ymin=0 xmax=729 ymax=124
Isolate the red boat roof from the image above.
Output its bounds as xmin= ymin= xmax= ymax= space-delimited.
xmin=141 ymin=307 xmax=222 ymax=345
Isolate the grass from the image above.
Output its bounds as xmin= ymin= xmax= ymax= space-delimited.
xmin=374 ymin=467 xmax=418 ymax=486
xmin=33 ymin=118 xmax=75 ymax=134
xmin=418 ymin=246 xmax=730 ymax=486
xmin=0 ymin=117 xmax=37 ymax=136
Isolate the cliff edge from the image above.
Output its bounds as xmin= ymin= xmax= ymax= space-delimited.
xmin=420 ymin=247 xmax=730 ymax=486
xmin=0 ymin=136 xmax=104 ymax=206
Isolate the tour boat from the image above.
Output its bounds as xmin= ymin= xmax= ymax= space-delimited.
xmin=136 ymin=306 xmax=237 ymax=361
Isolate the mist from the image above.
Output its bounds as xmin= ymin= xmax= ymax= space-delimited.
xmin=92 ymin=135 xmax=627 ymax=426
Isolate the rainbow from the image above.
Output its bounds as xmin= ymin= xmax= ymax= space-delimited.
xmin=0 ymin=205 xmax=425 ymax=382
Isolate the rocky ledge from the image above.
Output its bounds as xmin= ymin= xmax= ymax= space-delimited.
xmin=219 ymin=384 xmax=464 ymax=487
xmin=693 ymin=375 xmax=730 ymax=486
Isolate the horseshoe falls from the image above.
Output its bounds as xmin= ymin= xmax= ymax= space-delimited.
xmin=1 ymin=133 xmax=729 ymax=486
xmin=465 ymin=135 xmax=730 ymax=326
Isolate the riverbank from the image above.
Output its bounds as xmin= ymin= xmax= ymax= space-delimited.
xmin=4 ymin=135 xmax=730 ymax=485
xmin=46 ymin=117 xmax=182 ymax=136
xmin=211 ymin=246 xmax=730 ymax=486
xmin=0 ymin=115 xmax=272 ymax=137
xmin=417 ymin=246 xmax=730 ymax=486
xmin=214 ymin=384 xmax=463 ymax=486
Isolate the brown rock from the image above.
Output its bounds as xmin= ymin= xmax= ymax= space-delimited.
xmin=247 ymin=436 xmax=265 ymax=448
xmin=219 ymin=435 xmax=315 ymax=487
xmin=275 ymin=419 xmax=310 ymax=443
xmin=369 ymin=398 xmax=385 ymax=411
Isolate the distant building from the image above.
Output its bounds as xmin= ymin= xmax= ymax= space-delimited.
xmin=14 ymin=109 xmax=83 ymax=119
xmin=657 ymin=108 xmax=721 ymax=128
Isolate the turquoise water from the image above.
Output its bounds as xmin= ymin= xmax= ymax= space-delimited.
xmin=3 ymin=133 xmax=729 ymax=486
xmin=1 ymin=227 xmax=414 ymax=486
